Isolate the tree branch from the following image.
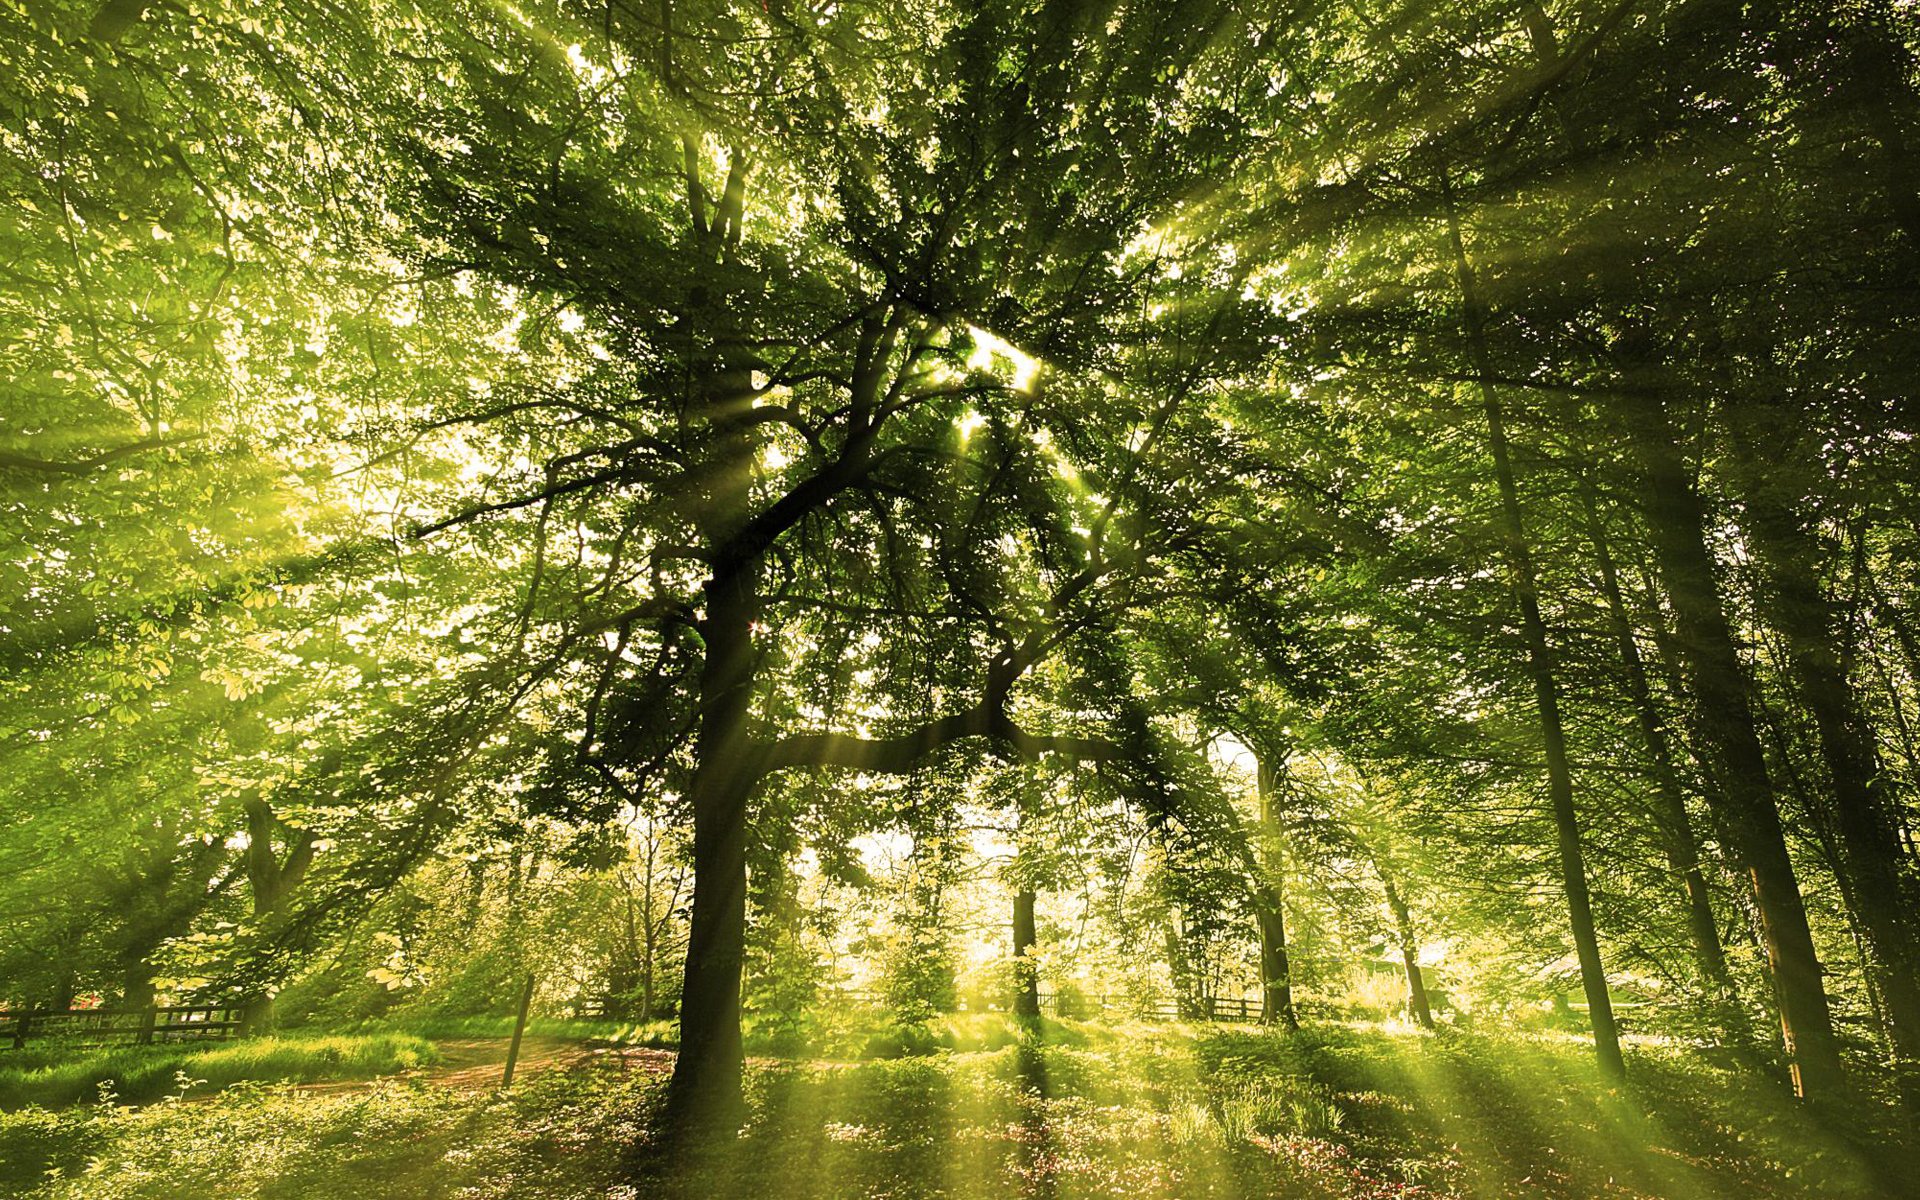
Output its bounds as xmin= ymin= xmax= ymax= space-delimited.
xmin=759 ymin=698 xmax=1125 ymax=779
xmin=0 ymin=433 xmax=204 ymax=477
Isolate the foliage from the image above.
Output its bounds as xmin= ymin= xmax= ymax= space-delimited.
xmin=3 ymin=0 xmax=1920 ymax=1174
xmin=2 ymin=1023 xmax=1905 ymax=1199
xmin=0 ymin=1033 xmax=436 ymax=1111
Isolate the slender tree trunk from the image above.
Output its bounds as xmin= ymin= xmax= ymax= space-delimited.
xmin=1012 ymin=887 xmax=1040 ymax=1020
xmin=1382 ymin=876 xmax=1434 ymax=1030
xmin=639 ymin=854 xmax=658 ymax=1023
xmin=1577 ymin=484 xmax=1746 ymax=1028
xmin=640 ymin=898 xmax=658 ymax=1025
xmin=1618 ymin=382 xmax=1845 ymax=1100
xmin=664 ymin=564 xmax=760 ymax=1134
xmin=463 ymin=858 xmax=485 ymax=931
xmin=1251 ymin=752 xmax=1297 ymax=1029
xmin=1733 ymin=457 xmax=1920 ymax=1110
xmin=1164 ymin=913 xmax=1202 ymax=1020
xmin=1444 ymin=182 xmax=1624 ymax=1079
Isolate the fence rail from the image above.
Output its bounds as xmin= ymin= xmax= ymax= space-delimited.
xmin=822 ymin=989 xmax=1272 ymax=1024
xmin=0 ymin=1005 xmax=247 ymax=1050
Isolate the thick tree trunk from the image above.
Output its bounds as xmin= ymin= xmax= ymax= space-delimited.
xmin=50 ymin=970 xmax=76 ymax=1012
xmin=1163 ymin=914 xmax=1202 ymax=1021
xmin=1577 ymin=485 xmax=1746 ymax=1029
xmin=1012 ymin=887 xmax=1040 ymax=1020
xmin=1012 ymin=885 xmax=1050 ymax=1099
xmin=1733 ymin=458 xmax=1920 ymax=1110
xmin=664 ymin=566 xmax=759 ymax=1134
xmin=121 ymin=960 xmax=155 ymax=1012
xmin=240 ymin=798 xmax=315 ymax=1034
xmin=1382 ymin=877 xmax=1434 ymax=1030
xmin=658 ymin=157 xmax=763 ymax=1125
xmin=1252 ymin=896 xmax=1293 ymax=1028
xmin=1445 ymin=187 xmax=1624 ymax=1079
xmin=1620 ymin=384 xmax=1845 ymax=1100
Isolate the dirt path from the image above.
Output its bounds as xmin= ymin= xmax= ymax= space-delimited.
xmin=290 ymin=1037 xmax=678 ymax=1098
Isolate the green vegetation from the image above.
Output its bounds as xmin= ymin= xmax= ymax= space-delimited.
xmin=3 ymin=1022 xmax=1903 ymax=1199
xmin=4 ymin=0 xmax=1920 ymax=1192
xmin=0 ymin=1033 xmax=438 ymax=1110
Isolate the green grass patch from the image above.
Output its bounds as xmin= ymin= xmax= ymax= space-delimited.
xmin=350 ymin=1007 xmax=1098 ymax=1060
xmin=339 ymin=1011 xmax=679 ymax=1047
xmin=3 ymin=1023 xmax=1911 ymax=1199
xmin=0 ymin=1033 xmax=438 ymax=1110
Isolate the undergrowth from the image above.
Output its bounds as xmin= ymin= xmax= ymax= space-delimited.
xmin=1 ymin=1023 xmax=1909 ymax=1199
xmin=0 ymin=1033 xmax=437 ymax=1110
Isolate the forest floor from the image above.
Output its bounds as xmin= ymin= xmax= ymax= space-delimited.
xmin=1 ymin=1019 xmax=1912 ymax=1200
xmin=288 ymin=1035 xmax=684 ymax=1099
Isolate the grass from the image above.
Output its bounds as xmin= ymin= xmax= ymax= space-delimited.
xmin=352 ymin=1012 xmax=676 ymax=1046
xmin=339 ymin=1007 xmax=1069 ymax=1059
xmin=1 ymin=1020 xmax=1911 ymax=1199
xmin=0 ymin=1033 xmax=438 ymax=1110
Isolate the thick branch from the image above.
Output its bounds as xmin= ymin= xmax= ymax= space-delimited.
xmin=759 ymin=698 xmax=1124 ymax=779
xmin=0 ymin=434 xmax=204 ymax=477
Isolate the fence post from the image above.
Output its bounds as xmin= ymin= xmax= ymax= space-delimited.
xmin=501 ymin=973 xmax=536 ymax=1089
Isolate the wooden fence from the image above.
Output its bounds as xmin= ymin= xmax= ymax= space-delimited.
xmin=0 ymin=1004 xmax=248 ymax=1050
xmin=565 ymin=989 xmax=1273 ymax=1025
xmin=1044 ymin=993 xmax=1266 ymax=1022
xmin=821 ymin=989 xmax=1269 ymax=1024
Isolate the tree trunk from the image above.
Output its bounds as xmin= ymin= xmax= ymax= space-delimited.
xmin=50 ymin=970 xmax=76 ymax=1012
xmin=1012 ymin=886 xmax=1050 ymax=1100
xmin=1012 ymin=887 xmax=1040 ymax=1020
xmin=659 ymin=193 xmax=763 ymax=1126
xmin=463 ymin=857 xmax=485 ymax=931
xmin=122 ymin=959 xmax=155 ymax=1012
xmin=1733 ymin=453 xmax=1920 ymax=1110
xmin=1577 ymin=483 xmax=1747 ymax=1032
xmin=1619 ymin=382 xmax=1845 ymax=1101
xmin=1382 ymin=876 xmax=1434 ymax=1030
xmin=1445 ymin=183 xmax=1624 ymax=1079
xmin=639 ymin=870 xmax=658 ymax=1023
xmin=240 ymin=798 xmax=316 ymax=1034
xmin=1163 ymin=913 xmax=1203 ymax=1021
xmin=1251 ymin=896 xmax=1293 ymax=1028
xmin=1251 ymin=752 xmax=1297 ymax=1029
xmin=664 ymin=564 xmax=759 ymax=1134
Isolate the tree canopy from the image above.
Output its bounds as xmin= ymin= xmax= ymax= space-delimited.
xmin=4 ymin=0 xmax=1919 ymax=1167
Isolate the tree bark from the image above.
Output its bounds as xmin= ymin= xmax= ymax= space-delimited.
xmin=638 ymin=843 xmax=659 ymax=1022
xmin=1012 ymin=887 xmax=1040 ymax=1020
xmin=1382 ymin=876 xmax=1434 ymax=1030
xmin=664 ymin=564 xmax=759 ymax=1134
xmin=1444 ymin=182 xmax=1624 ymax=1079
xmin=1732 ymin=443 xmax=1920 ymax=1110
xmin=240 ymin=797 xmax=317 ymax=1033
xmin=1251 ymin=752 xmax=1297 ymax=1029
xmin=1618 ymin=382 xmax=1845 ymax=1100
xmin=1577 ymin=484 xmax=1747 ymax=1030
